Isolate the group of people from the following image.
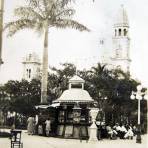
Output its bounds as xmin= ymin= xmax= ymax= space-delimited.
xmin=27 ymin=116 xmax=51 ymax=137
xmin=27 ymin=115 xmax=135 ymax=140
xmin=106 ymin=123 xmax=134 ymax=140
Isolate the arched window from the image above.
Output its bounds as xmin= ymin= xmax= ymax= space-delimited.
xmin=115 ymin=29 xmax=117 ymax=36
xmin=119 ymin=29 xmax=121 ymax=36
xmin=26 ymin=69 xmax=28 ymax=78
xmin=29 ymin=69 xmax=31 ymax=78
xmin=124 ymin=29 xmax=127 ymax=36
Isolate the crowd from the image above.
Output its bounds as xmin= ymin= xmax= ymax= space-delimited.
xmin=97 ymin=123 xmax=135 ymax=140
xmin=27 ymin=115 xmax=51 ymax=137
xmin=27 ymin=115 xmax=136 ymax=141
xmin=107 ymin=123 xmax=134 ymax=139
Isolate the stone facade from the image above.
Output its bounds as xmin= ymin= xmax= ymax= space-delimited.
xmin=22 ymin=52 xmax=41 ymax=81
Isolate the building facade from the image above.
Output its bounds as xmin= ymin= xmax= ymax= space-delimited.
xmin=22 ymin=52 xmax=41 ymax=81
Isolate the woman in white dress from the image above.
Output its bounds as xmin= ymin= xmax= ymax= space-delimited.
xmin=27 ymin=116 xmax=35 ymax=135
xmin=45 ymin=118 xmax=51 ymax=136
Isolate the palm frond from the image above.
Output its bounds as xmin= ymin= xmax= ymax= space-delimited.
xmin=52 ymin=19 xmax=90 ymax=31
xmin=4 ymin=19 xmax=36 ymax=36
xmin=55 ymin=8 xmax=75 ymax=18
xmin=49 ymin=0 xmax=73 ymax=17
xmin=15 ymin=7 xmax=44 ymax=20
xmin=27 ymin=0 xmax=54 ymax=17
xmin=26 ymin=0 xmax=39 ymax=8
xmin=60 ymin=0 xmax=75 ymax=7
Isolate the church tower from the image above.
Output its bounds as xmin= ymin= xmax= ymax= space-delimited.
xmin=111 ymin=5 xmax=131 ymax=73
xmin=22 ymin=52 xmax=41 ymax=81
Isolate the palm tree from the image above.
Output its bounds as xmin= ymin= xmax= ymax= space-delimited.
xmin=5 ymin=0 xmax=89 ymax=104
xmin=91 ymin=63 xmax=107 ymax=77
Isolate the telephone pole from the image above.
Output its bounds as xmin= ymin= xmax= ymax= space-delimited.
xmin=0 ymin=0 xmax=4 ymax=66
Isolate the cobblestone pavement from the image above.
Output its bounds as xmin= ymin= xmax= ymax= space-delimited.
xmin=0 ymin=130 xmax=147 ymax=148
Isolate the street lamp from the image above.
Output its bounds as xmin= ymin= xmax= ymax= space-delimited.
xmin=130 ymin=85 xmax=148 ymax=143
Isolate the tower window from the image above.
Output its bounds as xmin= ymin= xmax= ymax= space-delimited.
xmin=119 ymin=29 xmax=121 ymax=36
xmin=115 ymin=29 xmax=117 ymax=36
xmin=26 ymin=69 xmax=28 ymax=78
xmin=116 ymin=49 xmax=120 ymax=58
xmin=124 ymin=29 xmax=127 ymax=36
xmin=29 ymin=69 xmax=31 ymax=78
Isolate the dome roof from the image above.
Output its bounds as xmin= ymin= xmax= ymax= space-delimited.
xmin=69 ymin=75 xmax=85 ymax=83
xmin=54 ymin=89 xmax=93 ymax=103
xmin=114 ymin=5 xmax=129 ymax=27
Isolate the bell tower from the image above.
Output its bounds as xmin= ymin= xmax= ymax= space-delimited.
xmin=22 ymin=52 xmax=41 ymax=81
xmin=111 ymin=5 xmax=131 ymax=73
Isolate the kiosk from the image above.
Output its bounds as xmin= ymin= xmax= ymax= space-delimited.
xmin=53 ymin=75 xmax=94 ymax=139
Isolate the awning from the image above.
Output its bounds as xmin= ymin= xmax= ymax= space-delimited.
xmin=50 ymin=103 xmax=60 ymax=107
xmin=35 ymin=103 xmax=60 ymax=109
xmin=35 ymin=105 xmax=50 ymax=109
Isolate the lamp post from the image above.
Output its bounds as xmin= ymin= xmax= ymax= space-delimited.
xmin=130 ymin=85 xmax=148 ymax=143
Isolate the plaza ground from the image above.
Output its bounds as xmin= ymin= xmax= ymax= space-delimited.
xmin=0 ymin=130 xmax=147 ymax=148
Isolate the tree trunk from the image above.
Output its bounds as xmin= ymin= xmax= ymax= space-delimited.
xmin=0 ymin=0 xmax=4 ymax=65
xmin=41 ymin=21 xmax=48 ymax=104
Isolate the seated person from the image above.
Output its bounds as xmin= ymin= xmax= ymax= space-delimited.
xmin=106 ymin=125 xmax=117 ymax=139
xmin=124 ymin=125 xmax=134 ymax=139
xmin=113 ymin=123 xmax=122 ymax=138
xmin=120 ymin=124 xmax=127 ymax=139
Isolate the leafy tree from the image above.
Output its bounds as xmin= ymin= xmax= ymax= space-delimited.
xmin=5 ymin=0 xmax=89 ymax=104
xmin=48 ymin=63 xmax=76 ymax=101
xmin=2 ymin=79 xmax=41 ymax=116
xmin=0 ymin=62 xmax=146 ymax=130
xmin=78 ymin=63 xmax=145 ymax=126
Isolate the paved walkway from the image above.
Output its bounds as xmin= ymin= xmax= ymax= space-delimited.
xmin=0 ymin=130 xmax=147 ymax=148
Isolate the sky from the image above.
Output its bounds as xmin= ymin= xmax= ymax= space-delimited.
xmin=0 ymin=0 xmax=148 ymax=88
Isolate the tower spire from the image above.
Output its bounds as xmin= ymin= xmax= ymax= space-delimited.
xmin=110 ymin=5 xmax=131 ymax=73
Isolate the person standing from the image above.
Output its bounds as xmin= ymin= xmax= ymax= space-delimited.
xmin=35 ymin=114 xmax=39 ymax=135
xmin=45 ymin=118 xmax=51 ymax=136
xmin=27 ymin=116 xmax=35 ymax=135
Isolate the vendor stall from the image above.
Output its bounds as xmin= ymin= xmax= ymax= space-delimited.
xmin=53 ymin=75 xmax=94 ymax=139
